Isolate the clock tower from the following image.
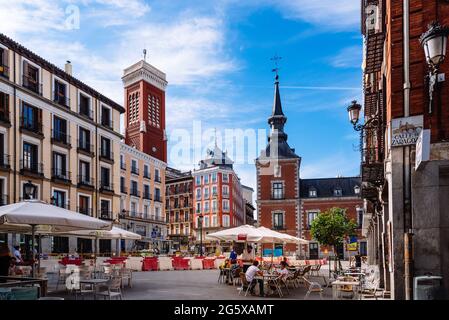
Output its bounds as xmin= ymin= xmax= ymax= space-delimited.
xmin=122 ymin=60 xmax=168 ymax=162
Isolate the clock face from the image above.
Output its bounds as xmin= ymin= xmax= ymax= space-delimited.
xmin=152 ymin=147 xmax=157 ymax=152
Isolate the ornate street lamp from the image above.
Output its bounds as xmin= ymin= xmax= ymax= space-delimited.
xmin=198 ymin=214 xmax=204 ymax=257
xmin=24 ymin=180 xmax=36 ymax=200
xmin=347 ymin=100 xmax=362 ymax=127
xmin=420 ymin=22 xmax=449 ymax=113
xmin=420 ymin=22 xmax=449 ymax=72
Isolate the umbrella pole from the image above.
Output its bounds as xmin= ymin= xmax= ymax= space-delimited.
xmin=38 ymin=234 xmax=41 ymax=271
xmin=31 ymin=225 xmax=35 ymax=278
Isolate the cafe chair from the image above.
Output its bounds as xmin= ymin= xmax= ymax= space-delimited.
xmin=95 ymin=276 xmax=123 ymax=300
xmin=303 ymin=277 xmax=324 ymax=300
xmin=237 ymin=272 xmax=251 ymax=297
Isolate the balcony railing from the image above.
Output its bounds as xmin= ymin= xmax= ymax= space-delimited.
xmin=154 ymin=195 xmax=162 ymax=202
xmin=273 ymin=225 xmax=285 ymax=231
xmin=77 ymin=207 xmax=93 ymax=216
xmin=154 ymin=176 xmax=161 ymax=183
xmin=20 ymin=160 xmax=44 ymax=176
xmin=22 ymin=75 xmax=42 ymax=95
xmin=0 ymin=155 xmax=10 ymax=170
xmin=131 ymin=166 xmax=139 ymax=175
xmin=51 ymin=130 xmax=71 ymax=147
xmin=101 ymin=117 xmax=113 ymax=129
xmin=0 ymin=64 xmax=9 ymax=78
xmin=120 ymin=162 xmax=126 ymax=170
xmin=53 ymin=91 xmax=70 ymax=108
xmin=100 ymin=181 xmax=114 ymax=193
xmin=0 ymin=109 xmax=10 ymax=125
xmin=0 ymin=194 xmax=8 ymax=206
xmin=20 ymin=117 xmax=43 ymax=136
xmin=143 ymin=192 xmax=151 ymax=200
xmin=79 ymin=106 xmax=93 ymax=120
xmin=99 ymin=149 xmax=114 ymax=162
xmin=99 ymin=211 xmax=113 ymax=221
xmin=77 ymin=140 xmax=94 ymax=155
xmin=143 ymin=171 xmax=151 ymax=179
xmin=77 ymin=175 xmax=94 ymax=188
xmin=52 ymin=168 xmax=71 ymax=182
xmin=120 ymin=185 xmax=128 ymax=194
xmin=130 ymin=189 xmax=140 ymax=197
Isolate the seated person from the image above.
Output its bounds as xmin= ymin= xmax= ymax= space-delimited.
xmin=245 ymin=261 xmax=264 ymax=297
xmin=267 ymin=261 xmax=289 ymax=294
xmin=219 ymin=258 xmax=231 ymax=270
xmin=282 ymin=256 xmax=289 ymax=267
xmin=13 ymin=246 xmax=23 ymax=265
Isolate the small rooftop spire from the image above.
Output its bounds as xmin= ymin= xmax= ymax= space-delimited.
xmin=143 ymin=49 xmax=147 ymax=62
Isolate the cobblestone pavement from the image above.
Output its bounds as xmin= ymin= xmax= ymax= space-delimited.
xmin=47 ymin=269 xmax=334 ymax=300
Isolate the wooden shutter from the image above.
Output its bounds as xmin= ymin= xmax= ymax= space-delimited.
xmin=23 ymin=60 xmax=29 ymax=79
xmin=37 ymin=108 xmax=42 ymax=133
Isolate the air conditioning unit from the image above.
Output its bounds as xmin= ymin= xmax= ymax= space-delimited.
xmin=413 ymin=275 xmax=444 ymax=300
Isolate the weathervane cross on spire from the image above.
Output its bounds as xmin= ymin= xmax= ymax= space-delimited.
xmin=271 ymin=54 xmax=282 ymax=79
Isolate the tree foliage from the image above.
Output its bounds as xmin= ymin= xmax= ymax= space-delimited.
xmin=310 ymin=207 xmax=357 ymax=249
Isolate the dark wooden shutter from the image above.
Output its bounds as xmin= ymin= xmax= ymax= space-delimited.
xmin=38 ymin=108 xmax=42 ymax=133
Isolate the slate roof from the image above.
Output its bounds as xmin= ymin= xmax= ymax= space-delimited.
xmin=300 ymin=177 xmax=361 ymax=199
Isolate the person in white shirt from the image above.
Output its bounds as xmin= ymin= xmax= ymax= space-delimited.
xmin=245 ymin=260 xmax=264 ymax=296
xmin=13 ymin=246 xmax=23 ymax=264
xmin=241 ymin=245 xmax=255 ymax=272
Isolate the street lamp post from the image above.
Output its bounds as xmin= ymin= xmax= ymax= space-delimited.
xmin=420 ymin=21 xmax=449 ymax=137
xmin=198 ymin=214 xmax=203 ymax=257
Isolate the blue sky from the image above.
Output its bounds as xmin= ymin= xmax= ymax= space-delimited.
xmin=0 ymin=0 xmax=363 ymax=194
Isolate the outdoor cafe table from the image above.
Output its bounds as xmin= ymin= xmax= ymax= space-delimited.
xmin=331 ymin=280 xmax=361 ymax=300
xmin=79 ymin=278 xmax=109 ymax=300
xmin=254 ymin=273 xmax=284 ymax=298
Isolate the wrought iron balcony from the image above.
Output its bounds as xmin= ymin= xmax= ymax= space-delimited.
xmin=143 ymin=171 xmax=151 ymax=179
xmin=77 ymin=175 xmax=94 ymax=188
xmin=51 ymin=168 xmax=71 ymax=183
xmin=77 ymin=140 xmax=94 ymax=156
xmin=0 ymin=154 xmax=10 ymax=170
xmin=51 ymin=130 xmax=71 ymax=147
xmin=131 ymin=166 xmax=139 ymax=175
xmin=143 ymin=192 xmax=151 ymax=200
xmin=0 ymin=64 xmax=9 ymax=78
xmin=22 ymin=75 xmax=42 ymax=95
xmin=154 ymin=175 xmax=161 ymax=183
xmin=77 ymin=206 xmax=93 ymax=216
xmin=53 ymin=91 xmax=70 ymax=108
xmin=99 ymin=149 xmax=114 ymax=162
xmin=20 ymin=160 xmax=44 ymax=177
xmin=79 ymin=105 xmax=93 ymax=120
xmin=101 ymin=117 xmax=113 ymax=129
xmin=20 ymin=117 xmax=43 ymax=136
xmin=120 ymin=185 xmax=128 ymax=194
xmin=130 ymin=188 xmax=140 ymax=197
xmin=99 ymin=211 xmax=113 ymax=221
xmin=100 ymin=181 xmax=114 ymax=193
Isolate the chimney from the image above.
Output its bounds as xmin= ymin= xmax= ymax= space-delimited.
xmin=65 ymin=61 xmax=72 ymax=75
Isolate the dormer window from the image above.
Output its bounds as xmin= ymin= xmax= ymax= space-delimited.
xmin=334 ymin=188 xmax=343 ymax=197
xmin=354 ymin=185 xmax=360 ymax=195
xmin=308 ymin=188 xmax=317 ymax=197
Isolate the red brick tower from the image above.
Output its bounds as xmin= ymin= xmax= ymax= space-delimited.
xmin=256 ymin=75 xmax=301 ymax=256
xmin=122 ymin=60 xmax=168 ymax=161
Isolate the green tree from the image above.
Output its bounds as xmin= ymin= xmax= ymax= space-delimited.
xmin=310 ymin=207 xmax=357 ymax=273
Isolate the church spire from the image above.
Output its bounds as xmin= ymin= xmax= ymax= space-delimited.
xmin=268 ymin=74 xmax=287 ymax=134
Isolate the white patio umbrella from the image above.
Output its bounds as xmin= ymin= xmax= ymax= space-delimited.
xmin=205 ymin=225 xmax=264 ymax=242
xmin=54 ymin=226 xmax=142 ymax=241
xmin=256 ymin=226 xmax=308 ymax=262
xmin=0 ymin=200 xmax=112 ymax=276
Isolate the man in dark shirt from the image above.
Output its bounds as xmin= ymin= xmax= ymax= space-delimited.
xmin=0 ymin=244 xmax=13 ymax=281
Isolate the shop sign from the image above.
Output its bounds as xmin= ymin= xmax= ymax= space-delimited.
xmin=391 ymin=115 xmax=423 ymax=147
xmin=415 ymin=129 xmax=431 ymax=170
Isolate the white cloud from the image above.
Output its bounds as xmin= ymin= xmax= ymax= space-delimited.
xmin=273 ymin=0 xmax=360 ymax=30
xmin=329 ymin=45 xmax=363 ymax=68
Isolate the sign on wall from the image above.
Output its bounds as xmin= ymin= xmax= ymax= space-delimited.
xmin=391 ymin=115 xmax=423 ymax=147
xmin=415 ymin=129 xmax=431 ymax=170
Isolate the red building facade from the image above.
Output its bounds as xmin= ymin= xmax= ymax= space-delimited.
xmin=122 ymin=61 xmax=167 ymax=162
xmin=193 ymin=145 xmax=245 ymax=253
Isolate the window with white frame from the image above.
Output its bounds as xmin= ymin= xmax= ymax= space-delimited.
xmin=212 ymin=215 xmax=217 ymax=227
xmin=309 ymin=188 xmax=317 ymax=197
xmin=196 ymin=202 xmax=201 ymax=213
xmin=195 ymin=175 xmax=201 ymax=185
xmin=273 ymin=212 xmax=284 ymax=230
xmin=155 ymin=206 xmax=161 ymax=219
xmin=212 ymin=172 xmax=217 ymax=183
xmin=204 ymin=216 xmax=210 ymax=228
xmin=196 ymin=188 xmax=201 ymax=200
xmin=334 ymin=188 xmax=343 ymax=197
xmin=204 ymin=201 xmax=210 ymax=212
xmin=212 ymin=199 xmax=217 ymax=212
xmin=143 ymin=204 xmax=149 ymax=218
xmin=272 ymin=182 xmax=284 ymax=199
xmin=222 ymin=185 xmax=229 ymax=196
xmin=307 ymin=211 xmax=319 ymax=228
xmin=212 ymin=185 xmax=217 ymax=196
xmin=222 ymin=215 xmax=230 ymax=227
xmin=222 ymin=173 xmax=229 ymax=182
xmin=354 ymin=185 xmax=360 ymax=195
xmin=204 ymin=174 xmax=209 ymax=184
xmin=131 ymin=202 xmax=137 ymax=217
xmin=204 ymin=187 xmax=209 ymax=198
xmin=222 ymin=199 xmax=230 ymax=212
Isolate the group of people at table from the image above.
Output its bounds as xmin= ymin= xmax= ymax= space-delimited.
xmin=0 ymin=244 xmax=36 ymax=279
xmin=219 ymin=245 xmax=292 ymax=297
